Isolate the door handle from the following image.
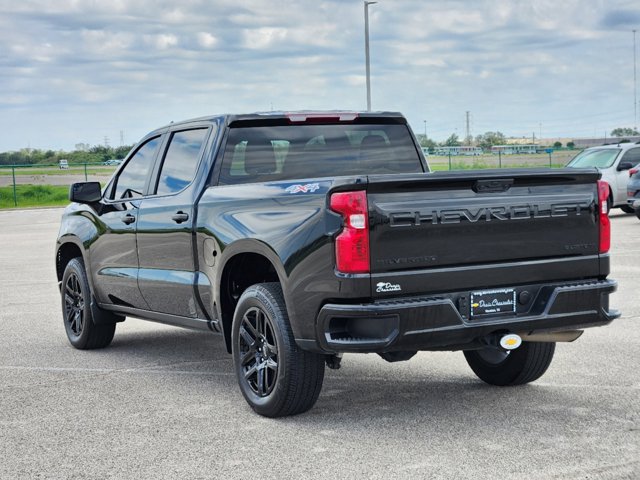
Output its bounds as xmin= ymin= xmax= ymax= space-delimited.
xmin=172 ymin=211 xmax=189 ymax=224
xmin=122 ymin=214 xmax=136 ymax=225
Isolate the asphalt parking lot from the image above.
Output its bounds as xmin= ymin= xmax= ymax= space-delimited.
xmin=0 ymin=208 xmax=638 ymax=479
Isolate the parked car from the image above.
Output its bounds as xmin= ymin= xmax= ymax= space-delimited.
xmin=58 ymin=159 xmax=69 ymax=169
xmin=56 ymin=111 xmax=619 ymax=417
xmin=627 ymin=165 xmax=640 ymax=219
xmin=566 ymin=141 xmax=640 ymax=212
xmin=103 ymin=159 xmax=123 ymax=166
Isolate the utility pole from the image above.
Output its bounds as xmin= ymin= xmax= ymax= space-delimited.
xmin=119 ymin=130 xmax=124 ymax=147
xmin=539 ymin=123 xmax=542 ymax=143
xmin=465 ymin=111 xmax=471 ymax=145
xmin=104 ymin=136 xmax=110 ymax=148
xmin=364 ymin=1 xmax=377 ymax=112
xmin=423 ymin=120 xmax=427 ymax=138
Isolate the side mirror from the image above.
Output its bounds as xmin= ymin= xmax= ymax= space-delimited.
xmin=69 ymin=182 xmax=102 ymax=204
xmin=617 ymin=161 xmax=634 ymax=171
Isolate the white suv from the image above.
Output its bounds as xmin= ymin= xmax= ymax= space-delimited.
xmin=566 ymin=142 xmax=640 ymax=212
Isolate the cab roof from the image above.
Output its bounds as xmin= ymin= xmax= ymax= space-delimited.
xmin=152 ymin=110 xmax=407 ymax=133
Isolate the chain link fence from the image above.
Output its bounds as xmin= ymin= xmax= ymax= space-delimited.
xmin=427 ymin=148 xmax=581 ymax=171
xmin=0 ymin=150 xmax=582 ymax=208
xmin=0 ymin=162 xmax=117 ymax=208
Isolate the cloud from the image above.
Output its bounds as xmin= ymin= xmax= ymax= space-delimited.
xmin=601 ymin=10 xmax=640 ymax=28
xmin=0 ymin=0 xmax=638 ymax=150
xmin=197 ymin=32 xmax=218 ymax=48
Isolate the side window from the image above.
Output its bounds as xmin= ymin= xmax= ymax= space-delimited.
xmin=622 ymin=148 xmax=640 ymax=165
xmin=112 ymin=137 xmax=161 ymax=200
xmin=155 ymin=128 xmax=209 ymax=196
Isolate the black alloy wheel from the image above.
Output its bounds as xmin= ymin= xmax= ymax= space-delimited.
xmin=231 ymin=283 xmax=325 ymax=417
xmin=61 ymin=258 xmax=116 ymax=349
xmin=64 ymin=272 xmax=85 ymax=338
xmin=238 ymin=306 xmax=279 ymax=397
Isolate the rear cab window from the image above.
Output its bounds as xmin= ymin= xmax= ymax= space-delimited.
xmin=218 ymin=123 xmax=423 ymax=185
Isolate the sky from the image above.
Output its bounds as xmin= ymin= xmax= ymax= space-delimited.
xmin=0 ymin=0 xmax=639 ymax=152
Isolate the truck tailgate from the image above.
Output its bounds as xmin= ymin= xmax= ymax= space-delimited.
xmin=367 ymin=169 xmax=602 ymax=296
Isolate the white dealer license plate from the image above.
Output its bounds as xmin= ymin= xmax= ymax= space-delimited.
xmin=470 ymin=288 xmax=516 ymax=317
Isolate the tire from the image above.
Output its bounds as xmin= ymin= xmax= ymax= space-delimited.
xmin=463 ymin=341 xmax=555 ymax=386
xmin=61 ymin=258 xmax=116 ymax=349
xmin=620 ymin=205 xmax=635 ymax=214
xmin=231 ymin=283 xmax=325 ymax=417
xmin=635 ymin=208 xmax=640 ymax=220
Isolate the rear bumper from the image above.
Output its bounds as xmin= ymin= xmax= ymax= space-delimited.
xmin=311 ymin=279 xmax=619 ymax=353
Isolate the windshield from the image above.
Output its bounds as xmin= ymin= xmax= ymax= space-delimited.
xmin=566 ymin=148 xmax=620 ymax=168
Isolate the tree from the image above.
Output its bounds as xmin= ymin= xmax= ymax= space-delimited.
xmin=0 ymin=143 xmax=134 ymax=166
xmin=553 ymin=141 xmax=562 ymax=148
xmin=567 ymin=141 xmax=575 ymax=149
xmin=114 ymin=145 xmax=133 ymax=159
xmin=443 ymin=133 xmax=461 ymax=147
xmin=416 ymin=135 xmax=437 ymax=150
xmin=611 ymin=127 xmax=639 ymax=137
xmin=474 ymin=131 xmax=506 ymax=149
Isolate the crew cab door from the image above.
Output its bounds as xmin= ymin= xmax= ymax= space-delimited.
xmin=136 ymin=127 xmax=212 ymax=317
xmin=90 ymin=135 xmax=163 ymax=309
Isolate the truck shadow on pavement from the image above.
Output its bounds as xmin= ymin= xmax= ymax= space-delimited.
xmin=103 ymin=326 xmax=583 ymax=427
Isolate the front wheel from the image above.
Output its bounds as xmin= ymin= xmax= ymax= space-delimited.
xmin=620 ymin=205 xmax=635 ymax=214
xmin=231 ymin=283 xmax=325 ymax=417
xmin=463 ymin=341 xmax=555 ymax=386
xmin=61 ymin=258 xmax=116 ymax=349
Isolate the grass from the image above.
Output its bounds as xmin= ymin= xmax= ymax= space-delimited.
xmin=0 ymin=184 xmax=70 ymax=209
xmin=0 ymin=156 xmax=570 ymax=209
xmin=427 ymin=151 xmax=575 ymax=171
xmin=430 ymin=162 xmax=566 ymax=171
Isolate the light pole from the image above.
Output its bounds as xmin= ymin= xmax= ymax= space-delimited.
xmin=423 ymin=120 xmax=427 ymax=138
xmin=364 ymin=1 xmax=377 ymax=111
xmin=634 ymin=29 xmax=637 ymax=131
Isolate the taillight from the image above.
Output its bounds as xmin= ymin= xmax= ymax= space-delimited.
xmin=597 ymin=180 xmax=610 ymax=254
xmin=330 ymin=191 xmax=370 ymax=273
xmin=630 ymin=168 xmax=638 ymax=177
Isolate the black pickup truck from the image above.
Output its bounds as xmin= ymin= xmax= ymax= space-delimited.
xmin=56 ymin=111 xmax=618 ymax=417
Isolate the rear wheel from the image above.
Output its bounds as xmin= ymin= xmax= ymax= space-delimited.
xmin=620 ymin=205 xmax=635 ymax=214
xmin=61 ymin=258 xmax=116 ymax=349
xmin=635 ymin=207 xmax=640 ymax=220
xmin=463 ymin=342 xmax=555 ymax=386
xmin=232 ymin=283 xmax=325 ymax=417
